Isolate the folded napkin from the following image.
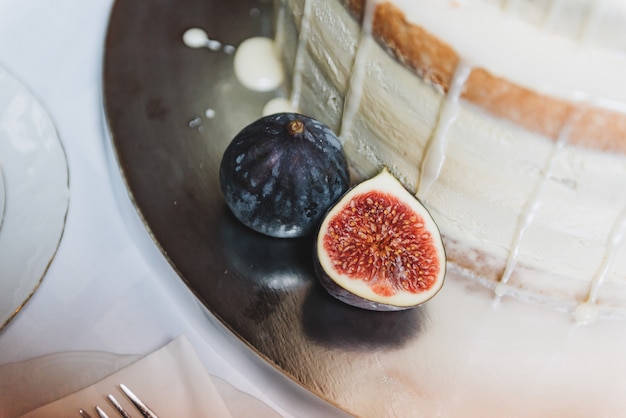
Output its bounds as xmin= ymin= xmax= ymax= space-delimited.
xmin=20 ymin=335 xmax=279 ymax=418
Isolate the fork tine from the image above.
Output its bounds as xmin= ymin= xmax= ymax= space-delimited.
xmin=119 ymin=384 xmax=159 ymax=418
xmin=107 ymin=394 xmax=132 ymax=418
xmin=79 ymin=409 xmax=93 ymax=418
xmin=95 ymin=406 xmax=110 ymax=418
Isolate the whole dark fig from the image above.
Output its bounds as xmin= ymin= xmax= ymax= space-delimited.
xmin=220 ymin=113 xmax=350 ymax=238
xmin=315 ymin=168 xmax=446 ymax=311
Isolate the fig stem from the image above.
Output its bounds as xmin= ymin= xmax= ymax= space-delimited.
xmin=287 ymin=119 xmax=305 ymax=136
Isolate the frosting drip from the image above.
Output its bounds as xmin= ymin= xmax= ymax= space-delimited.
xmin=416 ymin=61 xmax=471 ymax=199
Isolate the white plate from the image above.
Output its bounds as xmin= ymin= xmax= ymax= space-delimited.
xmin=0 ymin=65 xmax=69 ymax=331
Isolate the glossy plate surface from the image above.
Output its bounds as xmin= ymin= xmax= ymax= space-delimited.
xmin=0 ymin=65 xmax=69 ymax=332
xmin=103 ymin=0 xmax=626 ymax=416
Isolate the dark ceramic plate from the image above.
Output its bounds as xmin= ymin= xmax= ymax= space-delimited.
xmin=103 ymin=1 xmax=623 ymax=417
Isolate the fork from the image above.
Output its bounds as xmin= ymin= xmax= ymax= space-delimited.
xmin=78 ymin=384 xmax=159 ymax=418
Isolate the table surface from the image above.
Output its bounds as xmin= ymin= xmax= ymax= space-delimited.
xmin=0 ymin=1 xmax=342 ymax=416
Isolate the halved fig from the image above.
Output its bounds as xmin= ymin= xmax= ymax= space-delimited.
xmin=315 ymin=168 xmax=446 ymax=311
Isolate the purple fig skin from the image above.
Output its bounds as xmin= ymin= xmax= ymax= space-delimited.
xmin=220 ymin=113 xmax=350 ymax=238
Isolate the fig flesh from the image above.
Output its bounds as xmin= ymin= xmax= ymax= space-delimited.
xmin=315 ymin=168 xmax=446 ymax=311
xmin=219 ymin=113 xmax=350 ymax=238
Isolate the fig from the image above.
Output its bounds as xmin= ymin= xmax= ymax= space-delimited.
xmin=219 ymin=113 xmax=350 ymax=238
xmin=315 ymin=168 xmax=446 ymax=311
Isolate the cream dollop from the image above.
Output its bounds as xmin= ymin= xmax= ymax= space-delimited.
xmin=233 ymin=37 xmax=284 ymax=92
xmin=182 ymin=27 xmax=209 ymax=48
xmin=262 ymin=97 xmax=298 ymax=116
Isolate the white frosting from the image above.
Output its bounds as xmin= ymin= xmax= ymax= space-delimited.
xmin=584 ymin=207 xmax=626 ymax=305
xmin=289 ymin=0 xmax=314 ymax=110
xmin=416 ymin=61 xmax=471 ymax=198
xmin=262 ymin=97 xmax=297 ymax=116
xmin=574 ymin=302 xmax=599 ymax=325
xmin=499 ymin=111 xmax=574 ymax=290
xmin=183 ymin=27 xmax=235 ymax=53
xmin=392 ymin=0 xmax=626 ymax=114
xmin=233 ymin=37 xmax=284 ymax=92
xmin=339 ymin=0 xmax=379 ymax=138
xmin=491 ymin=0 xmax=626 ymax=52
xmin=182 ymin=27 xmax=208 ymax=48
xmin=276 ymin=0 xmax=626 ymax=319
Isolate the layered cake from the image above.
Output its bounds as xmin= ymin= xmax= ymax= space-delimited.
xmin=273 ymin=0 xmax=626 ymax=322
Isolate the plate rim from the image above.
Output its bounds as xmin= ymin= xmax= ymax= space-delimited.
xmin=0 ymin=64 xmax=70 ymax=332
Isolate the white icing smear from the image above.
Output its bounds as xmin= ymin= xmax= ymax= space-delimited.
xmin=574 ymin=302 xmax=599 ymax=325
xmin=582 ymin=207 xmax=626 ymax=308
xmin=392 ymin=0 xmax=626 ymax=113
xmin=233 ymin=37 xmax=284 ymax=92
xmin=339 ymin=0 xmax=380 ymax=139
xmin=497 ymin=109 xmax=574 ymax=293
xmin=289 ymin=0 xmax=314 ymax=110
xmin=416 ymin=61 xmax=471 ymax=198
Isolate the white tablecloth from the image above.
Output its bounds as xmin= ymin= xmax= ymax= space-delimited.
xmin=0 ymin=1 xmax=338 ymax=416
